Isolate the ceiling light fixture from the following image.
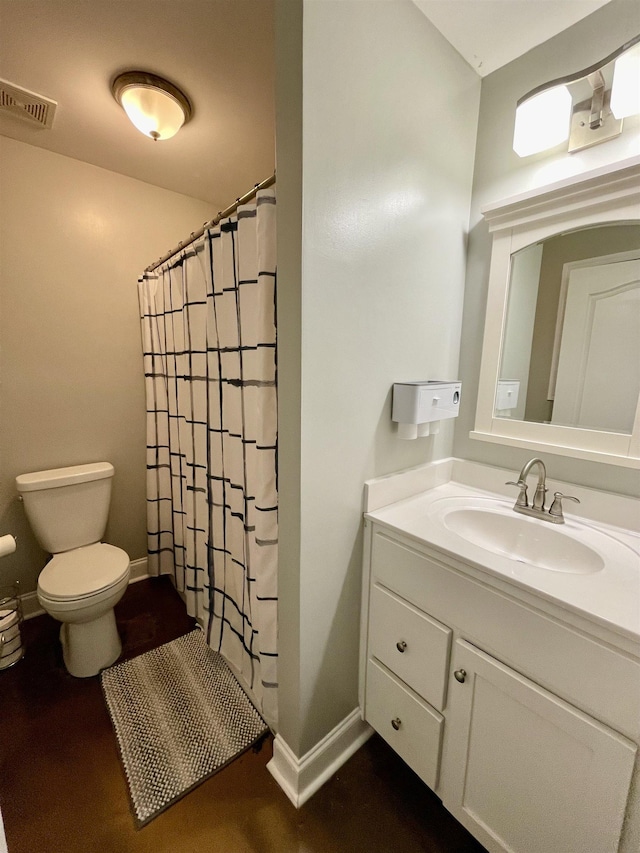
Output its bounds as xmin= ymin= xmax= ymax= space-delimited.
xmin=513 ymin=34 xmax=640 ymax=158
xmin=111 ymin=71 xmax=192 ymax=141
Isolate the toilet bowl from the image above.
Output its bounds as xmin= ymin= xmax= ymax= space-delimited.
xmin=16 ymin=462 xmax=131 ymax=678
xmin=37 ymin=543 xmax=130 ymax=677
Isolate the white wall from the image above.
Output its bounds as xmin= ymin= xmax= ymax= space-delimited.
xmin=499 ymin=243 xmax=543 ymax=420
xmin=454 ymin=0 xmax=640 ymax=496
xmin=0 ymin=138 xmax=216 ymax=591
xmin=274 ymin=0 xmax=304 ymax=748
xmin=277 ymin=0 xmax=480 ymax=755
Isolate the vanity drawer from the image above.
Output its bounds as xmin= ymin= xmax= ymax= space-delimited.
xmin=369 ymin=583 xmax=451 ymax=710
xmin=365 ymin=658 xmax=444 ymax=790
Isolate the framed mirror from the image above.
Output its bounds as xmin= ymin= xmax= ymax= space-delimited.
xmin=472 ymin=156 xmax=640 ymax=468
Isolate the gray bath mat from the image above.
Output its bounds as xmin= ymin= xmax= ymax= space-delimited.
xmin=101 ymin=629 xmax=268 ymax=827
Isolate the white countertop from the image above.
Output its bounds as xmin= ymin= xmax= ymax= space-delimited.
xmin=365 ymin=462 xmax=640 ymax=645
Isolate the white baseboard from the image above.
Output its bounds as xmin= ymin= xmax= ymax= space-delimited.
xmin=267 ymin=708 xmax=373 ymax=808
xmin=128 ymin=556 xmax=150 ymax=583
xmin=21 ymin=556 xmax=150 ymax=620
xmin=20 ymin=590 xmax=43 ymax=621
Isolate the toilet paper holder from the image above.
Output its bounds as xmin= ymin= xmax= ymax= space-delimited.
xmin=392 ymin=381 xmax=462 ymax=439
xmin=0 ymin=581 xmax=24 ymax=670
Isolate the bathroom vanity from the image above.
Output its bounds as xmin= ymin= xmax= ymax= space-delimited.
xmin=359 ymin=459 xmax=640 ymax=853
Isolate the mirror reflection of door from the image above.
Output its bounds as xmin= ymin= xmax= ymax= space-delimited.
xmin=496 ymin=223 xmax=640 ymax=434
xmin=551 ymin=257 xmax=640 ymax=432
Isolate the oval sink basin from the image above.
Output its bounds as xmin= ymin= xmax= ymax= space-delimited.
xmin=440 ymin=506 xmax=604 ymax=573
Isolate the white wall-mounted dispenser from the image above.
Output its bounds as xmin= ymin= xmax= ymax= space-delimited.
xmin=392 ymin=381 xmax=462 ymax=439
xmin=495 ymin=379 xmax=520 ymax=417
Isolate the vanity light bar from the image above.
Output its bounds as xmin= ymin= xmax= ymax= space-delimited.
xmin=513 ymin=33 xmax=640 ymax=157
xmin=611 ymin=41 xmax=640 ymax=119
xmin=513 ymin=86 xmax=572 ymax=158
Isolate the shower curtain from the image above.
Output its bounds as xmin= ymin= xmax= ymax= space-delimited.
xmin=138 ymin=188 xmax=278 ymax=727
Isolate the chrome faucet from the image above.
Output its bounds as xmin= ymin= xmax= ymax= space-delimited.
xmin=507 ymin=457 xmax=579 ymax=524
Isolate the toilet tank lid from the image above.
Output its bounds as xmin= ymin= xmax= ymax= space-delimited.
xmin=16 ymin=462 xmax=114 ymax=492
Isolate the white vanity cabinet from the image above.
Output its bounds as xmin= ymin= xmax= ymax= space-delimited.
xmin=360 ymin=522 xmax=639 ymax=853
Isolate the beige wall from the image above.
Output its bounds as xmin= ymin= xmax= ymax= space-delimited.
xmin=0 ymin=137 xmax=215 ymax=592
xmin=276 ymin=0 xmax=480 ymax=756
xmin=454 ymin=0 xmax=640 ymax=496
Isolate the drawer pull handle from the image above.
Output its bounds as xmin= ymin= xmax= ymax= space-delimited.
xmin=396 ymin=640 xmax=407 ymax=653
xmin=454 ymin=668 xmax=467 ymax=684
xmin=391 ymin=717 xmax=402 ymax=731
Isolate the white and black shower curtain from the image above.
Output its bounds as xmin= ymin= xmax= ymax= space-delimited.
xmin=138 ymin=188 xmax=277 ymax=727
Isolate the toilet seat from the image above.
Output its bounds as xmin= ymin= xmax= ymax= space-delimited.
xmin=38 ymin=543 xmax=130 ymax=602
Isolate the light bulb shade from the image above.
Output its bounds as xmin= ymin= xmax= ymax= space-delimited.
xmin=120 ymin=85 xmax=185 ymax=140
xmin=611 ymin=43 xmax=640 ymax=119
xmin=513 ymin=85 xmax=572 ymax=157
xmin=112 ymin=72 xmax=191 ymax=141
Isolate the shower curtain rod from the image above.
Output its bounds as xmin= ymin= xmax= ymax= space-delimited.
xmin=144 ymin=172 xmax=276 ymax=273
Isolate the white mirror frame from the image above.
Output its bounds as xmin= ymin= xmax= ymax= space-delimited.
xmin=472 ymin=155 xmax=640 ymax=469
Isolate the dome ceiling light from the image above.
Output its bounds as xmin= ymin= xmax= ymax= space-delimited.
xmin=111 ymin=71 xmax=192 ymax=141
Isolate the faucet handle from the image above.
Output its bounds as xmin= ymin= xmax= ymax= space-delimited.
xmin=548 ymin=491 xmax=580 ymax=521
xmin=506 ymin=480 xmax=528 ymax=507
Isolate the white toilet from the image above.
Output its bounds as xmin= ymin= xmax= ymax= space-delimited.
xmin=16 ymin=462 xmax=130 ymax=678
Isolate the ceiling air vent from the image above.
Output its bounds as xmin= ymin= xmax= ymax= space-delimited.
xmin=0 ymin=79 xmax=57 ymax=129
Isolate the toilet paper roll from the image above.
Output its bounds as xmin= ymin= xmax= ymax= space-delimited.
xmin=397 ymin=423 xmax=418 ymax=440
xmin=0 ymin=535 xmax=16 ymax=558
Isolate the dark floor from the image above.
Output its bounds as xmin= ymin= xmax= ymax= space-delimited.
xmin=0 ymin=577 xmax=486 ymax=853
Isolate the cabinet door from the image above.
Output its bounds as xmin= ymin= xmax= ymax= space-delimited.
xmin=442 ymin=640 xmax=636 ymax=853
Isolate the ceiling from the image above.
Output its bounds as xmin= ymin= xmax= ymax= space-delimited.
xmin=0 ymin=0 xmax=275 ymax=208
xmin=0 ymin=1 xmax=614 ymax=208
xmin=414 ymin=0 xmax=613 ymax=76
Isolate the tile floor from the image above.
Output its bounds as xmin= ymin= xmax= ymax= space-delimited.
xmin=0 ymin=577 xmax=486 ymax=853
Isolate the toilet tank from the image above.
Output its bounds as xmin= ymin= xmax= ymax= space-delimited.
xmin=16 ymin=462 xmax=115 ymax=554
